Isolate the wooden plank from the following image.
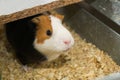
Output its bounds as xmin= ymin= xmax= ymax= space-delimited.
xmin=0 ymin=0 xmax=82 ymax=25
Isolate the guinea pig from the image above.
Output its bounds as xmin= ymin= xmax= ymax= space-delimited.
xmin=5 ymin=13 xmax=74 ymax=65
xmin=96 ymin=72 xmax=120 ymax=80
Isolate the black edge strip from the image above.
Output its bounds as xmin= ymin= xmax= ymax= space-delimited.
xmin=78 ymin=1 xmax=120 ymax=34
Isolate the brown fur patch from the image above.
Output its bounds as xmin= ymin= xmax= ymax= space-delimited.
xmin=32 ymin=15 xmax=53 ymax=44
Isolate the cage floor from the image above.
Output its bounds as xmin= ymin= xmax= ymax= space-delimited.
xmin=0 ymin=25 xmax=120 ymax=80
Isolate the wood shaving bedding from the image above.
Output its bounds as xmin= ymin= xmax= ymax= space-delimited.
xmin=0 ymin=25 xmax=120 ymax=80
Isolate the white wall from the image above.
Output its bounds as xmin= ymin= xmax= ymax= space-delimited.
xmin=0 ymin=0 xmax=58 ymax=16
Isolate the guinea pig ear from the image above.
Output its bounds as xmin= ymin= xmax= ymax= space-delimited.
xmin=31 ymin=17 xmax=40 ymax=24
xmin=54 ymin=13 xmax=64 ymax=20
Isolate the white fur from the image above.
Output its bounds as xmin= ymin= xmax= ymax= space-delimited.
xmin=96 ymin=72 xmax=120 ymax=80
xmin=33 ymin=15 xmax=74 ymax=61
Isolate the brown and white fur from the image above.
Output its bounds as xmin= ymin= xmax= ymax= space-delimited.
xmin=5 ymin=12 xmax=74 ymax=65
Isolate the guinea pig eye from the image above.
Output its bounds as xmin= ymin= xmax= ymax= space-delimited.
xmin=46 ymin=30 xmax=52 ymax=36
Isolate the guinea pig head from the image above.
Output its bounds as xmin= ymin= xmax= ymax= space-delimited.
xmin=32 ymin=14 xmax=74 ymax=61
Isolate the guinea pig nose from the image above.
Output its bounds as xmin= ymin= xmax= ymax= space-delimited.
xmin=64 ymin=40 xmax=71 ymax=45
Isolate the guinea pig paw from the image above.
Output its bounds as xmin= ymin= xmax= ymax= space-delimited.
xmin=22 ymin=65 xmax=32 ymax=72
